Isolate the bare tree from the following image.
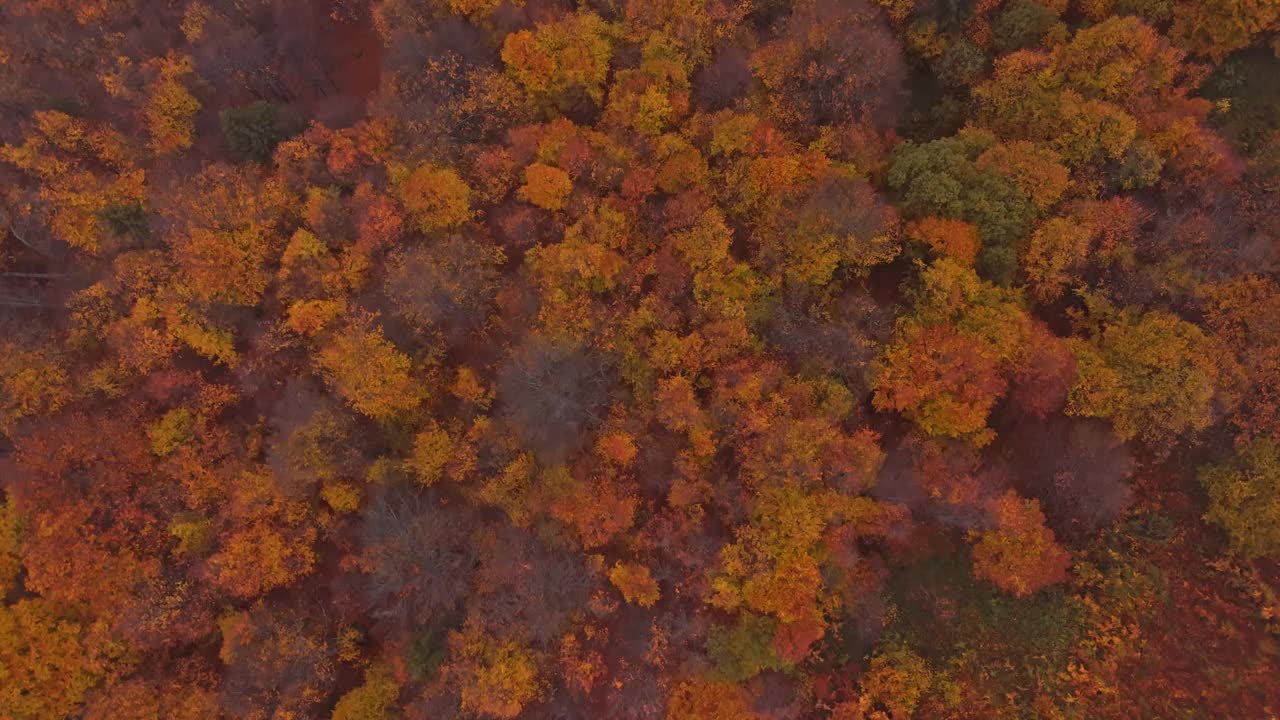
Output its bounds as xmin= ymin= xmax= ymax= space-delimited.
xmin=497 ymin=340 xmax=614 ymax=463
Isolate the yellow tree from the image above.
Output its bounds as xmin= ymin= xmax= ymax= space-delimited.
xmin=0 ymin=498 xmax=20 ymax=594
xmin=397 ymin=164 xmax=471 ymax=233
xmin=857 ymin=645 xmax=934 ymax=719
xmin=1067 ymin=307 xmax=1219 ymax=443
xmin=166 ymin=163 xmax=289 ymax=308
xmin=0 ymin=341 xmax=70 ymax=438
xmin=451 ymin=627 xmax=542 ymax=719
xmin=331 ymin=665 xmax=401 ymax=720
xmin=1 ymin=110 xmax=145 ymax=253
xmin=315 ymin=317 xmax=424 ymax=421
xmin=144 ymin=54 xmax=201 ymax=155
xmin=1021 ymin=217 xmax=1093 ymax=303
xmin=518 ymin=162 xmax=573 ymax=211
xmin=501 ymin=11 xmax=616 ymax=111
xmin=667 ymin=679 xmax=757 ymax=720
xmin=1170 ymin=0 xmax=1280 ymax=60
xmin=609 ymin=561 xmax=660 ymax=607
xmin=0 ymin=599 xmax=113 ymax=720
xmin=210 ymin=522 xmax=317 ymax=599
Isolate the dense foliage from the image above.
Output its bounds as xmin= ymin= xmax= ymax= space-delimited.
xmin=1 ymin=0 xmax=1279 ymax=718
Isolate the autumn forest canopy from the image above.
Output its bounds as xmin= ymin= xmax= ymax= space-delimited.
xmin=2 ymin=0 xmax=1280 ymax=717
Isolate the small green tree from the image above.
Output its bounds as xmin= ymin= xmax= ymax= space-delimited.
xmin=706 ymin=614 xmax=789 ymax=681
xmin=221 ymin=102 xmax=284 ymax=162
xmin=887 ymin=131 xmax=1039 ymax=284
xmin=1199 ymin=439 xmax=1280 ymax=558
xmin=992 ymin=0 xmax=1058 ymax=53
